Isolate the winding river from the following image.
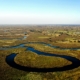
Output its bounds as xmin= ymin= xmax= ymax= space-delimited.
xmin=0 ymin=36 xmax=80 ymax=72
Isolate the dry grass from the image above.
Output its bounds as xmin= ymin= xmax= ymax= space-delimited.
xmin=15 ymin=51 xmax=72 ymax=68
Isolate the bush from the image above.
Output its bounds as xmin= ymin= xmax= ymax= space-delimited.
xmin=21 ymin=73 xmax=42 ymax=80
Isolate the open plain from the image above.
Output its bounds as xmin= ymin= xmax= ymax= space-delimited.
xmin=0 ymin=25 xmax=80 ymax=80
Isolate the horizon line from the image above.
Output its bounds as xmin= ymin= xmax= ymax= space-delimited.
xmin=0 ymin=24 xmax=80 ymax=26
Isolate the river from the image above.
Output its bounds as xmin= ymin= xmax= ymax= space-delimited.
xmin=0 ymin=35 xmax=80 ymax=72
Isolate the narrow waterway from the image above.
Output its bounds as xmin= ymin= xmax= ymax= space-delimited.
xmin=6 ymin=46 xmax=80 ymax=72
xmin=0 ymin=35 xmax=80 ymax=72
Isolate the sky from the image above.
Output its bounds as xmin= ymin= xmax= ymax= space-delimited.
xmin=0 ymin=0 xmax=80 ymax=24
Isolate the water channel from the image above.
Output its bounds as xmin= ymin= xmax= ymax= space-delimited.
xmin=0 ymin=35 xmax=80 ymax=72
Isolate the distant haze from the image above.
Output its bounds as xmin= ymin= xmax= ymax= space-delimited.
xmin=0 ymin=0 xmax=80 ymax=25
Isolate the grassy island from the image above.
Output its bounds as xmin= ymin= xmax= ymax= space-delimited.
xmin=14 ymin=51 xmax=72 ymax=68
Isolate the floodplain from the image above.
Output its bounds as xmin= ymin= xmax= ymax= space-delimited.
xmin=0 ymin=25 xmax=80 ymax=80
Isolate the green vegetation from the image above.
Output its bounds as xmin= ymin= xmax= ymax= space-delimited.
xmin=15 ymin=51 xmax=71 ymax=68
xmin=20 ymin=72 xmax=42 ymax=80
xmin=0 ymin=26 xmax=80 ymax=80
xmin=25 ymin=43 xmax=80 ymax=59
xmin=0 ymin=49 xmax=27 ymax=80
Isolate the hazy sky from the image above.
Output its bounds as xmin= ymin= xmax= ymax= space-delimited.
xmin=0 ymin=0 xmax=80 ymax=24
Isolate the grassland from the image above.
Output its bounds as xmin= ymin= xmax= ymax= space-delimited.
xmin=0 ymin=25 xmax=80 ymax=80
xmin=14 ymin=51 xmax=71 ymax=68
